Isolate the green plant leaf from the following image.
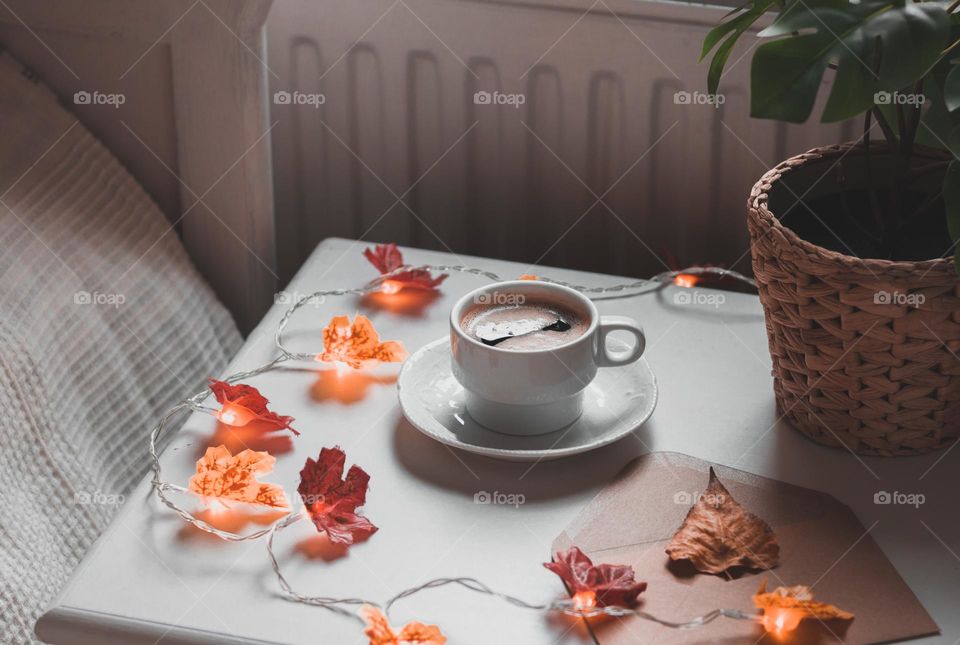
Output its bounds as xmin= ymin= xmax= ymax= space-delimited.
xmin=942 ymin=161 xmax=960 ymax=272
xmin=701 ymin=0 xmax=777 ymax=95
xmin=917 ymin=20 xmax=960 ymax=149
xmin=751 ymin=34 xmax=831 ymax=122
xmin=916 ymin=75 xmax=954 ymax=151
xmin=701 ymin=2 xmax=751 ymax=59
xmin=949 ymin=123 xmax=960 ymax=161
xmin=943 ymin=63 xmax=960 ymax=112
xmin=707 ymin=30 xmax=745 ymax=96
xmin=751 ymin=0 xmax=950 ymax=123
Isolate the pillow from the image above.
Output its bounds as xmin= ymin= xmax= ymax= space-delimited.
xmin=0 ymin=52 xmax=242 ymax=644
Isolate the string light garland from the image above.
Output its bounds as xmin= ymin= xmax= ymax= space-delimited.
xmin=147 ymin=255 xmax=786 ymax=639
xmin=264 ymin=514 xmax=764 ymax=628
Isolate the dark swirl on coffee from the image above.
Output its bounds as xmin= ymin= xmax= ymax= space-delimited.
xmin=460 ymin=301 xmax=587 ymax=350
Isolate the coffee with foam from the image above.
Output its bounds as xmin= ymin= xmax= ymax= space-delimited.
xmin=459 ymin=301 xmax=588 ymax=350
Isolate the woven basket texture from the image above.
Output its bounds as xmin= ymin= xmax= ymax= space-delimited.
xmin=748 ymin=142 xmax=960 ymax=455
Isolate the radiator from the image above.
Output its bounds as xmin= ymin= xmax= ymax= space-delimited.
xmin=267 ymin=0 xmax=854 ymax=283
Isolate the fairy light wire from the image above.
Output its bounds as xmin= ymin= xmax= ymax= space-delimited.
xmin=149 ymin=356 xmax=294 ymax=542
xmin=274 ymin=263 xmax=756 ymax=359
xmin=276 ymin=265 xmax=507 ymax=361
xmin=263 ymin=509 xmax=761 ymax=628
xmin=149 ymin=262 xmax=762 ymax=627
xmin=538 ymin=266 xmax=756 ymax=295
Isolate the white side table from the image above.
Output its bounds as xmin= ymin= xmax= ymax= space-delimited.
xmin=37 ymin=238 xmax=960 ymax=644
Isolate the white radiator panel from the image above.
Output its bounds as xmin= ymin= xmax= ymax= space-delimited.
xmin=267 ymin=0 xmax=855 ymax=282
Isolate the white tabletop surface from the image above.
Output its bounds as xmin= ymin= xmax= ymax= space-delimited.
xmin=37 ymin=238 xmax=960 ymax=644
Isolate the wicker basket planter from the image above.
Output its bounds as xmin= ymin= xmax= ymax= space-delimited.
xmin=748 ymin=142 xmax=960 ymax=455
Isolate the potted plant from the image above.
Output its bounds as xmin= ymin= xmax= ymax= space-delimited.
xmin=703 ymin=0 xmax=960 ymax=455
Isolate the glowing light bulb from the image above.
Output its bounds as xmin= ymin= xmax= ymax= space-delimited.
xmin=216 ymin=403 xmax=256 ymax=426
xmin=761 ymin=608 xmax=804 ymax=636
xmin=674 ymin=273 xmax=699 ymax=288
xmin=207 ymin=499 xmax=229 ymax=514
xmin=380 ymin=280 xmax=403 ymax=295
xmin=571 ymin=591 xmax=597 ymax=611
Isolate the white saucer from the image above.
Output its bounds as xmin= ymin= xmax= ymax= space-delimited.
xmin=397 ymin=337 xmax=658 ymax=461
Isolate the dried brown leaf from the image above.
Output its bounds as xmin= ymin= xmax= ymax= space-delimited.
xmin=665 ymin=467 xmax=779 ymax=574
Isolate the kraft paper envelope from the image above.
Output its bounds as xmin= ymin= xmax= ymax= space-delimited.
xmin=551 ymin=452 xmax=938 ymax=645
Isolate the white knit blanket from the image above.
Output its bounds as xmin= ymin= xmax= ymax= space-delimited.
xmin=0 ymin=53 xmax=242 ymax=643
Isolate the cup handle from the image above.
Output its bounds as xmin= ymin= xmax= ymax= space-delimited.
xmin=595 ymin=316 xmax=646 ymax=367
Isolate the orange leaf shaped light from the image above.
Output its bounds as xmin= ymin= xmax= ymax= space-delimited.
xmin=318 ymin=314 xmax=408 ymax=369
xmin=361 ymin=605 xmax=446 ymax=645
xmin=188 ymin=445 xmax=289 ymax=509
xmin=519 ymin=274 xmax=539 ymax=281
xmin=753 ymin=580 xmax=854 ymax=635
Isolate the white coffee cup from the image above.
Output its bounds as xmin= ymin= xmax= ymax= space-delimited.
xmin=449 ymin=280 xmax=646 ymax=435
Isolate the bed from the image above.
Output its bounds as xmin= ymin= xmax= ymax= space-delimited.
xmin=0 ymin=2 xmax=276 ymax=641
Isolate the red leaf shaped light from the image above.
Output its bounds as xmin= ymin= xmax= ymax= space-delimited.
xmin=298 ymin=447 xmax=378 ymax=545
xmin=364 ymin=243 xmax=447 ymax=292
xmin=209 ymin=379 xmax=298 ymax=435
xmin=544 ymin=546 xmax=647 ymax=608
